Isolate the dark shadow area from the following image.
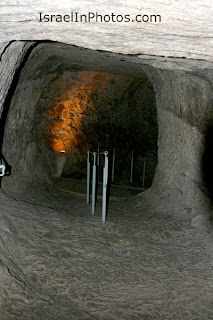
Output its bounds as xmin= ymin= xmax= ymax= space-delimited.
xmin=202 ymin=121 xmax=213 ymax=212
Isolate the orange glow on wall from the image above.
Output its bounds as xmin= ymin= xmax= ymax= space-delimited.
xmin=46 ymin=71 xmax=131 ymax=154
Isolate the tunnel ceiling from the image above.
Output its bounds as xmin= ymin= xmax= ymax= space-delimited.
xmin=0 ymin=1 xmax=213 ymax=61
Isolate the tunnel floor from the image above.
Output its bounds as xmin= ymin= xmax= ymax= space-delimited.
xmin=0 ymin=185 xmax=213 ymax=320
xmin=53 ymin=177 xmax=145 ymax=198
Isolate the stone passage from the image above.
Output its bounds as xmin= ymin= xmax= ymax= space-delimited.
xmin=0 ymin=40 xmax=213 ymax=320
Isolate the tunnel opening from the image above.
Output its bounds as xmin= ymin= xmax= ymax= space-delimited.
xmin=35 ymin=69 xmax=157 ymax=197
xmin=202 ymin=118 xmax=213 ymax=211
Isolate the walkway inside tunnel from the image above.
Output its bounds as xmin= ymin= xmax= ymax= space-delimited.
xmin=0 ymin=41 xmax=213 ymax=319
xmin=0 ymin=183 xmax=212 ymax=319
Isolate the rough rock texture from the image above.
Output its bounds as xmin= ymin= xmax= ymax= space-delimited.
xmin=0 ymin=186 xmax=212 ymax=320
xmin=0 ymin=41 xmax=33 ymax=117
xmin=150 ymin=70 xmax=213 ymax=220
xmin=0 ymin=1 xmax=213 ymax=61
xmin=0 ymin=1 xmax=213 ymax=319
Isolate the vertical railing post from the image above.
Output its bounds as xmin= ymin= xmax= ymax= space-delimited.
xmin=111 ymin=147 xmax=115 ymax=182
xmin=92 ymin=152 xmax=97 ymax=216
xmin=143 ymin=158 xmax=146 ymax=187
xmin=130 ymin=149 xmax=134 ymax=183
xmin=86 ymin=150 xmax=90 ymax=204
xmin=97 ymin=146 xmax=100 ymax=181
xmin=102 ymin=151 xmax=108 ymax=224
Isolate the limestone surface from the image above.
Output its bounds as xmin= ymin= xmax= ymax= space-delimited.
xmin=0 ymin=1 xmax=213 ymax=60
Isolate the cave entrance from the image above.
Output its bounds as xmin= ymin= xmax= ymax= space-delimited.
xmin=37 ymin=69 xmax=158 ymax=198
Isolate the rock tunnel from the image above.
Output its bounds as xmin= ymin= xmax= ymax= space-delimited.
xmin=1 ymin=41 xmax=213 ymax=217
xmin=0 ymin=40 xmax=213 ymax=319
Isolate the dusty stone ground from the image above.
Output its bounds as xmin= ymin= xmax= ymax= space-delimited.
xmin=0 ymin=183 xmax=212 ymax=320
